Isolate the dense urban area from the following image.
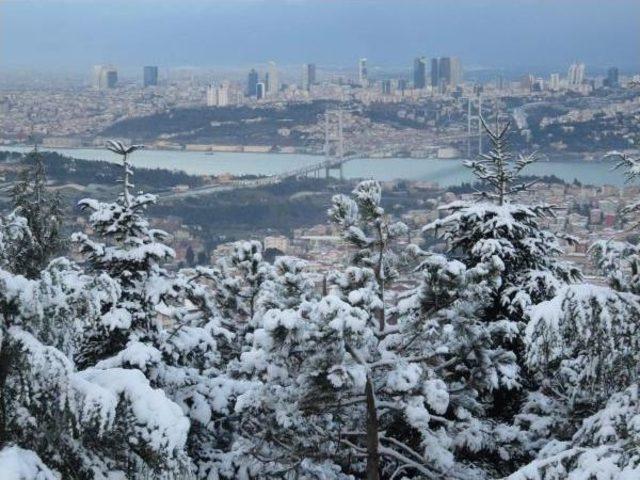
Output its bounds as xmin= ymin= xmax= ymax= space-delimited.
xmin=2 ymin=59 xmax=639 ymax=158
xmin=1 ymin=58 xmax=639 ymax=268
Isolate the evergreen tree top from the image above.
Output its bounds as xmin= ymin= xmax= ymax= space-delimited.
xmin=465 ymin=119 xmax=537 ymax=206
xmin=10 ymin=144 xmax=63 ymax=279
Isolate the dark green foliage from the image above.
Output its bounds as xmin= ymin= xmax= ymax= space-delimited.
xmin=10 ymin=147 xmax=64 ymax=279
xmin=0 ymin=150 xmax=205 ymax=190
xmin=101 ymin=101 xmax=339 ymax=145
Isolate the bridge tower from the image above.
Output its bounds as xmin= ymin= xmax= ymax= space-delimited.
xmin=466 ymin=95 xmax=484 ymax=157
xmin=323 ymin=109 xmax=345 ymax=180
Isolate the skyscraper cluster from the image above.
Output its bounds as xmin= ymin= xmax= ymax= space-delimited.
xmin=92 ymin=65 xmax=161 ymax=90
xmin=352 ymin=55 xmax=462 ymax=93
xmin=431 ymin=57 xmax=463 ymax=91
xmin=92 ymin=65 xmax=118 ymax=90
xmin=567 ymin=62 xmax=586 ymax=86
xmin=245 ymin=62 xmax=281 ymax=98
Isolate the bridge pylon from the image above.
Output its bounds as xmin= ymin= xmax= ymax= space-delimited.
xmin=466 ymin=95 xmax=484 ymax=157
xmin=323 ymin=109 xmax=346 ymax=180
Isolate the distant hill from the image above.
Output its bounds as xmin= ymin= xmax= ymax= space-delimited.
xmin=101 ymin=100 xmax=339 ymax=147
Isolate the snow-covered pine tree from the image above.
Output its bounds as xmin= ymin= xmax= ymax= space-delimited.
xmin=327 ymin=180 xmax=413 ymax=479
xmin=229 ymin=294 xmax=361 ymax=479
xmin=9 ymin=145 xmax=63 ymax=279
xmin=423 ymin=120 xmax=580 ymax=422
xmin=232 ymin=180 xmax=524 ymax=479
xmin=72 ymin=141 xmax=243 ymax=478
xmin=329 ymin=180 xmax=407 ymax=330
xmin=0 ymin=233 xmax=190 ymax=479
xmin=396 ymin=246 xmax=525 ymax=477
xmin=508 ymin=383 xmax=640 ymax=480
xmin=125 ymin=239 xmax=322 ymax=478
xmin=72 ymin=140 xmax=173 ymax=366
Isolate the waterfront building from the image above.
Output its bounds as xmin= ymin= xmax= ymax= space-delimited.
xmin=206 ymin=84 xmax=216 ymax=106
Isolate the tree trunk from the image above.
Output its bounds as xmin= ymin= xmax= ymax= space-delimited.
xmin=365 ymin=375 xmax=380 ymax=480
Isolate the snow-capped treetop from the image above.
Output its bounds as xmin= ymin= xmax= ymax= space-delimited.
xmin=73 ymin=193 xmax=174 ymax=279
xmin=105 ymin=140 xmax=144 ymax=207
xmin=206 ymin=240 xmax=272 ymax=322
xmin=424 ymin=201 xmax=581 ymax=323
xmin=329 ymin=180 xmax=408 ymax=332
xmin=464 ymin=119 xmax=537 ymax=206
xmin=329 ymin=180 xmax=407 ymax=280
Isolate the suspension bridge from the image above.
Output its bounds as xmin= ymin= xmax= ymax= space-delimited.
xmin=155 ymin=101 xmax=495 ymax=202
xmin=156 ymin=110 xmax=352 ymax=201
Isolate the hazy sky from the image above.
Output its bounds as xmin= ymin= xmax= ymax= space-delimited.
xmin=2 ymin=0 xmax=639 ymax=73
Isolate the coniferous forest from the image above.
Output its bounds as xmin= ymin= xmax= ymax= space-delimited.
xmin=2 ymin=126 xmax=640 ymax=480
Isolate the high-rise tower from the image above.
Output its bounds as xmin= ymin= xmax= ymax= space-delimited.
xmin=567 ymin=62 xmax=586 ymax=86
xmin=247 ymin=68 xmax=259 ymax=97
xmin=358 ymin=58 xmax=368 ymax=87
xmin=430 ymin=58 xmax=439 ymax=88
xmin=268 ymin=61 xmax=279 ymax=95
xmin=302 ymin=63 xmax=316 ymax=91
xmin=143 ymin=66 xmax=158 ymax=87
xmin=413 ymin=57 xmax=426 ymax=89
xmin=607 ymin=67 xmax=619 ymax=87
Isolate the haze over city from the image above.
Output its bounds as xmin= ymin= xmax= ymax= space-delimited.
xmin=2 ymin=0 xmax=639 ymax=74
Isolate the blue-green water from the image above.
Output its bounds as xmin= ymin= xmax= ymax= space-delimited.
xmin=3 ymin=147 xmax=627 ymax=187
